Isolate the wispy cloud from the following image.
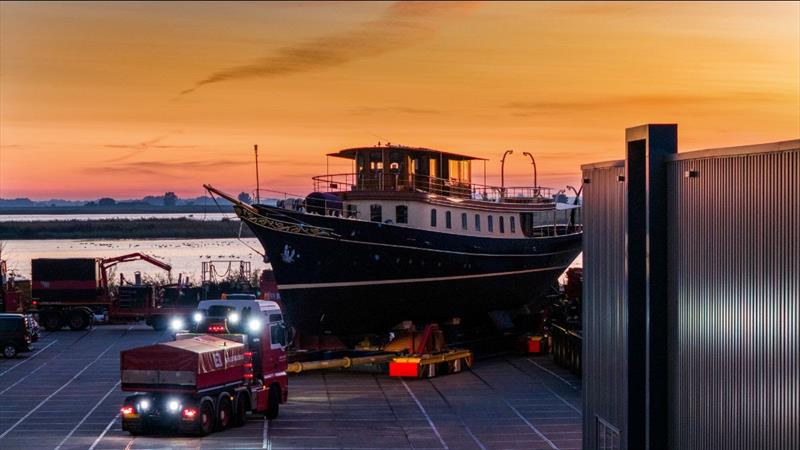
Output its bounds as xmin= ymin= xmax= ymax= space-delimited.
xmin=503 ymin=92 xmax=784 ymax=116
xmin=178 ymin=2 xmax=476 ymax=96
xmin=104 ymin=131 xmax=194 ymax=162
xmin=138 ymin=160 xmax=252 ymax=170
xmin=541 ymin=2 xmax=650 ymax=16
xmin=82 ymin=159 xmax=252 ymax=177
xmin=350 ymin=106 xmax=442 ymax=116
xmin=81 ymin=166 xmax=187 ymax=178
xmin=105 ymin=134 xmax=171 ymax=150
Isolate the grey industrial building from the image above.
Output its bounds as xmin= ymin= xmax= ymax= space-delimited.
xmin=581 ymin=124 xmax=798 ymax=450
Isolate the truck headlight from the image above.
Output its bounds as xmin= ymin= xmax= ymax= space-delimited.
xmin=193 ymin=312 xmax=204 ymax=323
xmin=247 ymin=318 xmax=262 ymax=332
xmin=228 ymin=312 xmax=240 ymax=324
xmin=169 ymin=317 xmax=186 ymax=331
xmin=167 ymin=399 xmax=181 ymax=413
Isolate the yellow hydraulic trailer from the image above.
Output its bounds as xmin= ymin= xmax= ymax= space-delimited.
xmin=389 ymin=349 xmax=473 ymax=378
xmin=286 ymin=353 xmax=396 ymax=374
xmin=285 ymin=324 xmax=474 ymax=379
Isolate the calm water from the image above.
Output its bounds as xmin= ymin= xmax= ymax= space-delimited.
xmin=2 ymin=238 xmax=267 ymax=282
xmin=3 ymin=237 xmax=583 ymax=285
xmin=0 ymin=213 xmax=230 ymax=222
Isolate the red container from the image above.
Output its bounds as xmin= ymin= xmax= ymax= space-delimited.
xmin=389 ymin=361 xmax=420 ymax=378
xmin=121 ymin=335 xmax=245 ymax=393
xmin=525 ymin=336 xmax=548 ymax=354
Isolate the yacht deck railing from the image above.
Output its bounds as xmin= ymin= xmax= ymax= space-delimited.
xmin=312 ymin=173 xmax=553 ymax=203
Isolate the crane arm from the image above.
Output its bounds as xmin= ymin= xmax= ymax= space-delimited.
xmin=99 ymin=253 xmax=172 ymax=287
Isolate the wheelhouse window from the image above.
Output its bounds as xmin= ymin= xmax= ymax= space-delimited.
xmin=396 ymin=205 xmax=408 ymax=224
xmin=499 ymin=216 xmax=505 ymax=233
xmin=488 ymin=215 xmax=494 ymax=232
xmin=346 ymin=204 xmax=358 ymax=218
xmin=510 ymin=216 xmax=516 ymax=233
xmin=370 ymin=204 xmax=382 ymax=222
xmin=461 ymin=213 xmax=468 ymax=230
xmin=430 ymin=209 xmax=437 ymax=227
xmin=445 ymin=211 xmax=452 ymax=229
xmin=475 ymin=214 xmax=481 ymax=231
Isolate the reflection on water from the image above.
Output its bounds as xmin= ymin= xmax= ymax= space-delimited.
xmin=2 ymin=238 xmax=267 ymax=282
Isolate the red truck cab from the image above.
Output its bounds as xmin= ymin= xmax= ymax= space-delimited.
xmin=120 ymin=299 xmax=288 ymax=436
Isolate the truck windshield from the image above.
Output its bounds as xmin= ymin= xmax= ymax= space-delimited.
xmin=206 ymin=305 xmax=235 ymax=318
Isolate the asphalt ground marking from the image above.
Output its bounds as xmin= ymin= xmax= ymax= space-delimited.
xmin=262 ymin=417 xmax=271 ymax=450
xmin=400 ymin=378 xmax=449 ymax=449
xmin=469 ymin=369 xmax=560 ymax=450
xmin=88 ymin=412 xmax=120 ymax=450
xmin=0 ymin=327 xmax=132 ymax=440
xmin=0 ymin=340 xmax=58 ymax=377
xmin=527 ymin=357 xmax=580 ymax=391
xmin=426 ymin=378 xmax=487 ymax=450
xmin=507 ymin=357 xmax=582 ymax=415
xmin=54 ymin=380 xmax=121 ymax=450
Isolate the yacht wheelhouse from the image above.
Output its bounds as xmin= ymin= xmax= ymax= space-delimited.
xmin=305 ymin=145 xmax=580 ymax=237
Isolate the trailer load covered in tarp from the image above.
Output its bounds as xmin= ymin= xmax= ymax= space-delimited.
xmin=121 ymin=335 xmax=245 ymax=392
xmin=31 ymin=258 xmax=101 ymax=303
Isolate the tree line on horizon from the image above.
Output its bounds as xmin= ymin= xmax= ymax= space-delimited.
xmin=0 ymin=192 xmax=259 ymax=208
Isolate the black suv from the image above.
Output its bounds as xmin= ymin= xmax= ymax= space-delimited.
xmin=0 ymin=314 xmax=33 ymax=358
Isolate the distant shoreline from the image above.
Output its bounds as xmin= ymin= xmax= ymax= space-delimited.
xmin=0 ymin=218 xmax=255 ymax=240
xmin=0 ymin=205 xmax=229 ymax=215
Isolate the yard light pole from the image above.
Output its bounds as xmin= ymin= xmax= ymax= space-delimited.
xmin=254 ymin=144 xmax=260 ymax=204
xmin=500 ymin=149 xmax=513 ymax=198
xmin=522 ymin=151 xmax=538 ymax=195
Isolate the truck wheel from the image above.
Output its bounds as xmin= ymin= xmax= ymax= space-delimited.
xmin=41 ymin=312 xmax=63 ymax=331
xmin=265 ymin=385 xmax=280 ymax=420
xmin=151 ymin=316 xmax=167 ymax=331
xmin=2 ymin=343 xmax=17 ymax=358
xmin=216 ymin=396 xmax=232 ymax=430
xmin=197 ymin=400 xmax=214 ymax=436
xmin=68 ymin=310 xmax=90 ymax=331
xmin=231 ymin=394 xmax=248 ymax=427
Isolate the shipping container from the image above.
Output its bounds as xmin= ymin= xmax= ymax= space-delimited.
xmin=31 ymin=258 xmax=99 ymax=283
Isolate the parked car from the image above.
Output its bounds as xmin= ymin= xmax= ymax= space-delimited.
xmin=0 ymin=313 xmax=33 ymax=358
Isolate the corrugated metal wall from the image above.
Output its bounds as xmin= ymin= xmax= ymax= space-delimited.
xmin=582 ymin=161 xmax=626 ymax=450
xmin=666 ymin=145 xmax=799 ymax=450
xmin=582 ymin=133 xmax=799 ymax=450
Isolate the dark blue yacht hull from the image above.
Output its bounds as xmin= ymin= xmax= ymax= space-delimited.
xmin=237 ymin=205 xmax=581 ymax=334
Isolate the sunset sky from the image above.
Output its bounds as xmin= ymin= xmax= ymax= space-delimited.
xmin=1 ymin=1 xmax=798 ymax=200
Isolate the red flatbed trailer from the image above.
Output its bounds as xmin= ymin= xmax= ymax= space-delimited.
xmin=120 ymin=300 xmax=288 ymax=436
xmin=29 ymin=253 xmax=206 ymax=331
xmin=30 ymin=254 xmax=275 ymax=331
